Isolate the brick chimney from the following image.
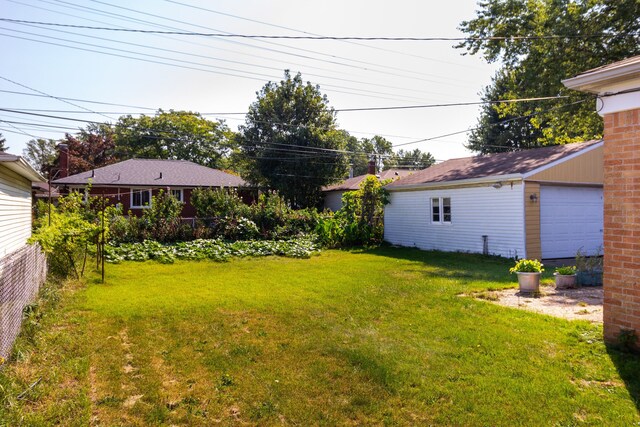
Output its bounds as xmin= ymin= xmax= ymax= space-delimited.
xmin=368 ymin=158 xmax=376 ymax=175
xmin=58 ymin=143 xmax=69 ymax=178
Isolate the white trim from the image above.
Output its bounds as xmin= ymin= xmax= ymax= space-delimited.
xmin=521 ymin=181 xmax=527 ymax=259
xmin=430 ymin=197 xmax=440 ymax=223
xmin=387 ymin=174 xmax=523 ymax=192
xmin=562 ymin=59 xmax=640 ymax=94
xmin=430 ymin=196 xmax=452 ymax=225
xmin=598 ymin=92 xmax=640 ymax=116
xmin=170 ymin=188 xmax=184 ymax=202
xmin=522 ymin=141 xmax=603 ymax=179
xmin=0 ymin=156 xmax=45 ymax=182
xmin=130 ymin=188 xmax=152 ymax=209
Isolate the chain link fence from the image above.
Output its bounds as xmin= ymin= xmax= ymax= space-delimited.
xmin=0 ymin=244 xmax=47 ymax=360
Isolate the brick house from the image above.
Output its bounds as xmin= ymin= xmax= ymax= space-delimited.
xmin=52 ymin=147 xmax=250 ymax=217
xmin=563 ymin=55 xmax=640 ymax=346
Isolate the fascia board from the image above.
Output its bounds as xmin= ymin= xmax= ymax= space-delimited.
xmin=386 ymin=174 xmax=523 ymax=192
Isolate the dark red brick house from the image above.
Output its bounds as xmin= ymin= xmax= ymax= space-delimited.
xmin=52 ymin=155 xmax=249 ymax=218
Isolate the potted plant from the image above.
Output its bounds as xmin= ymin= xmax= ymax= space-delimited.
xmin=575 ymin=247 xmax=603 ymax=286
xmin=509 ymin=259 xmax=544 ymax=293
xmin=554 ymin=266 xmax=577 ymax=289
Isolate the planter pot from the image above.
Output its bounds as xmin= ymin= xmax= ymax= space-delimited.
xmin=577 ymin=270 xmax=603 ymax=287
xmin=554 ymin=273 xmax=577 ymax=289
xmin=516 ymin=272 xmax=541 ymax=293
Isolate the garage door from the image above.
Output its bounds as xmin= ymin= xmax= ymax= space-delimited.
xmin=540 ymin=186 xmax=603 ymax=259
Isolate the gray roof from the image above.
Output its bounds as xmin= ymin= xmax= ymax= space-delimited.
xmin=52 ymin=159 xmax=246 ymax=187
xmin=323 ymin=169 xmax=413 ymax=192
xmin=387 ymin=140 xmax=602 ymax=188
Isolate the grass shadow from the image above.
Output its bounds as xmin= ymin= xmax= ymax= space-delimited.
xmin=352 ymin=245 xmax=517 ymax=284
xmin=606 ymin=344 xmax=640 ymax=413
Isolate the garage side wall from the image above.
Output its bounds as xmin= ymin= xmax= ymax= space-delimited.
xmin=384 ymin=183 xmax=525 ymax=258
xmin=0 ymin=165 xmax=33 ymax=257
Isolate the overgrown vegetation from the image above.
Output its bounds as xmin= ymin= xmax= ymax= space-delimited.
xmin=316 ymin=176 xmax=390 ymax=247
xmin=29 ymin=192 xmax=111 ymax=278
xmin=31 ymin=176 xmax=391 ymax=280
xmin=105 ymin=237 xmax=319 ymax=264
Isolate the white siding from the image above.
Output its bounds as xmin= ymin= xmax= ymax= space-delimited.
xmin=0 ymin=165 xmax=33 ymax=257
xmin=384 ymin=183 xmax=526 ymax=258
xmin=324 ymin=191 xmax=345 ymax=212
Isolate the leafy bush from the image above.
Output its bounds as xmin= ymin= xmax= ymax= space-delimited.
xmin=29 ymin=192 xmax=107 ymax=278
xmin=109 ymin=191 xmax=195 ymax=244
xmin=105 ymin=236 xmax=320 ymax=264
xmin=509 ymin=259 xmax=544 ymax=274
xmin=191 ymin=187 xmax=249 ymax=219
xmin=316 ymin=176 xmax=389 ymax=247
xmin=555 ymin=266 xmax=576 ymax=275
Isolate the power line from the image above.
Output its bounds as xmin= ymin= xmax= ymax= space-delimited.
xmin=26 ymin=0 xmax=472 ymax=91
xmin=392 ymin=98 xmax=592 ymax=148
xmin=161 ymin=0 xmax=486 ymax=71
xmin=0 ymin=19 xmax=631 ymax=40
xmin=0 ymin=93 xmax=579 ymax=117
xmin=1 ymin=24 xmax=460 ymax=101
xmin=0 ymin=75 xmax=117 ymax=122
xmin=0 ymin=31 xmax=435 ymax=104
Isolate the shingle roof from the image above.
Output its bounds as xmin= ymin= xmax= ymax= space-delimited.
xmin=387 ymin=140 xmax=602 ymax=188
xmin=52 ymin=159 xmax=247 ymax=187
xmin=323 ymin=169 xmax=413 ymax=191
xmin=571 ymin=55 xmax=640 ymax=79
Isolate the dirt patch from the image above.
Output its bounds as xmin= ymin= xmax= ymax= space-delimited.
xmin=473 ymin=285 xmax=603 ymax=323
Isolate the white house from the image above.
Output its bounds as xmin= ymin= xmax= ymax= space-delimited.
xmin=384 ymin=140 xmax=604 ymax=259
xmin=0 ymin=152 xmax=44 ymax=257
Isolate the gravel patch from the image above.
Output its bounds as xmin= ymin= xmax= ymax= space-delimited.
xmin=473 ymin=285 xmax=603 ymax=323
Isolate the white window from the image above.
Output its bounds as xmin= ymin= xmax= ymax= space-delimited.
xmin=170 ymin=189 xmax=184 ymax=202
xmin=131 ymin=189 xmax=151 ymax=208
xmin=431 ymin=197 xmax=451 ymax=224
xmin=431 ymin=197 xmax=440 ymax=222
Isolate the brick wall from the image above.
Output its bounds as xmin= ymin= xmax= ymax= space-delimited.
xmin=603 ymin=108 xmax=640 ymax=345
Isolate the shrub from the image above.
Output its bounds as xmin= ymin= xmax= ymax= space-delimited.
xmin=29 ymin=192 xmax=106 ymax=278
xmin=109 ymin=191 xmax=193 ymax=244
xmin=105 ymin=236 xmax=320 ymax=264
xmin=191 ymin=187 xmax=249 ymax=219
xmin=555 ymin=266 xmax=576 ymax=275
xmin=316 ymin=176 xmax=389 ymax=248
xmin=509 ymin=259 xmax=544 ymax=274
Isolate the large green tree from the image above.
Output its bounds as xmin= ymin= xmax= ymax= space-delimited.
xmin=114 ymin=110 xmax=235 ymax=169
xmin=458 ymin=0 xmax=640 ymax=153
xmin=345 ymin=134 xmax=394 ymax=176
xmin=23 ymin=138 xmax=58 ymax=178
xmin=385 ymin=148 xmax=436 ymax=170
xmin=239 ymin=71 xmax=349 ymax=207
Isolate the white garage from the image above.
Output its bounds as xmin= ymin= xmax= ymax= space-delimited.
xmin=540 ymin=186 xmax=603 ymax=258
xmin=384 ymin=140 xmax=605 ymax=260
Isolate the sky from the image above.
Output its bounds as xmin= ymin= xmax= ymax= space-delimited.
xmin=1 ymin=0 xmax=499 ymax=163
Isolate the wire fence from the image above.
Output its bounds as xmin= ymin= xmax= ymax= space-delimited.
xmin=0 ymin=244 xmax=47 ymax=360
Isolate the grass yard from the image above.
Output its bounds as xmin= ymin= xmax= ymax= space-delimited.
xmin=1 ymin=247 xmax=639 ymax=425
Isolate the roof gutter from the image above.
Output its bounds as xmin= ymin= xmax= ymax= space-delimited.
xmin=386 ymin=173 xmax=523 ymax=192
xmin=562 ymin=60 xmax=640 ymax=94
xmin=0 ymin=156 xmax=45 ymax=182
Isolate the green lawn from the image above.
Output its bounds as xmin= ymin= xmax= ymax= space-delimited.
xmin=1 ymin=247 xmax=639 ymax=426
